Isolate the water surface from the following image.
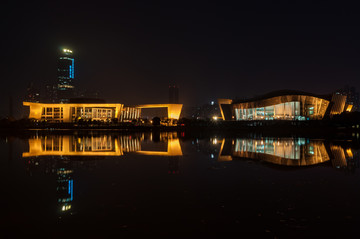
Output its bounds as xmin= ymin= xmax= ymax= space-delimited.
xmin=1 ymin=131 xmax=360 ymax=238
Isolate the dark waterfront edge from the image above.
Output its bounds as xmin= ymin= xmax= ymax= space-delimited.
xmin=0 ymin=119 xmax=359 ymax=140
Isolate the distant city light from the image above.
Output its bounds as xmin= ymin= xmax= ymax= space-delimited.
xmin=211 ymin=101 xmax=214 ymax=105
xmin=62 ymin=205 xmax=71 ymax=211
xmin=63 ymin=49 xmax=73 ymax=53
xmin=212 ymin=116 xmax=218 ymax=121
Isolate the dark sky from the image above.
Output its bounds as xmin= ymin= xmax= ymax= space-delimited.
xmin=2 ymin=1 xmax=360 ymax=118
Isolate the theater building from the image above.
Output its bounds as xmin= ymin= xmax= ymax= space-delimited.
xmin=23 ymin=101 xmax=183 ymax=123
xmin=218 ymin=90 xmax=351 ymax=121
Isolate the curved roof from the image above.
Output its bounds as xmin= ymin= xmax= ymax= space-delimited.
xmin=233 ymin=90 xmax=331 ymax=104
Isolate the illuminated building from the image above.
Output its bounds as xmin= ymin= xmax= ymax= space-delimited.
xmin=169 ymin=85 xmax=179 ymax=103
xmin=137 ymin=104 xmax=183 ymax=121
xmin=23 ymin=102 xmax=183 ymax=122
xmin=218 ymin=90 xmax=349 ymax=121
xmin=57 ymin=48 xmax=75 ymax=102
xmin=23 ymin=102 xmax=123 ymax=122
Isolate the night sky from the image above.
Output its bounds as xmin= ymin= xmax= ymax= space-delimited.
xmin=2 ymin=1 xmax=360 ymax=118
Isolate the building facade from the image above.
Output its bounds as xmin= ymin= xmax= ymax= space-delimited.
xmin=23 ymin=102 xmax=183 ymax=122
xmin=219 ymin=90 xmax=350 ymax=121
xmin=57 ymin=49 xmax=75 ymax=102
xmin=24 ymin=102 xmax=123 ymax=122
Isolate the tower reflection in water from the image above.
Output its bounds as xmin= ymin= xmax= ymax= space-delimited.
xmin=57 ymin=166 xmax=73 ymax=212
xmin=217 ymin=137 xmax=359 ymax=169
xmin=23 ymin=132 xmax=183 ymax=214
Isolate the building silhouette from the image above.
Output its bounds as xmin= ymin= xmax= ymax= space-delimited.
xmin=169 ymin=85 xmax=179 ymax=103
xmin=25 ymin=82 xmax=40 ymax=103
xmin=44 ymin=84 xmax=57 ymax=103
xmin=57 ymin=48 xmax=75 ymax=103
xmin=337 ymin=86 xmax=359 ymax=112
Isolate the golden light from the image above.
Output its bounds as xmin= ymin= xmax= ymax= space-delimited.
xmin=137 ymin=104 xmax=183 ymax=120
xmin=22 ymin=136 xmax=183 ymax=157
xmin=345 ymin=104 xmax=353 ymax=112
xmin=217 ymin=99 xmax=233 ymax=120
xmin=23 ymin=102 xmax=124 ymax=123
xmin=136 ymin=138 xmax=183 ymax=156
xmin=346 ymin=148 xmax=353 ymax=158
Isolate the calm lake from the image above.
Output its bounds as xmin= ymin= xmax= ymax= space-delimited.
xmin=1 ymin=130 xmax=360 ymax=238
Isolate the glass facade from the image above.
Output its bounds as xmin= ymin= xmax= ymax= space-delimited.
xmin=71 ymin=107 xmax=115 ymax=121
xmin=234 ymin=101 xmax=303 ymax=120
xmin=226 ymin=94 xmax=331 ymax=121
xmin=57 ymin=49 xmax=75 ymax=102
xmin=41 ymin=106 xmax=64 ymax=122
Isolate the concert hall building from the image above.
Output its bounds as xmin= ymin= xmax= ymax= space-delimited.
xmin=218 ymin=90 xmax=352 ymax=121
xmin=23 ymin=101 xmax=183 ymax=123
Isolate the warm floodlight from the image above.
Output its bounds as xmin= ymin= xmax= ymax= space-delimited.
xmin=63 ymin=49 xmax=73 ymax=53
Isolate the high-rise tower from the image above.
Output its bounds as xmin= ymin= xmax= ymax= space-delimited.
xmin=57 ymin=48 xmax=75 ymax=102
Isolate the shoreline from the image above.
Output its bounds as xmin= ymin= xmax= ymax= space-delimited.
xmin=0 ymin=121 xmax=359 ymax=140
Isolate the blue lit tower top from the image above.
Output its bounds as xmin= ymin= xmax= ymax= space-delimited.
xmin=57 ymin=48 xmax=75 ymax=102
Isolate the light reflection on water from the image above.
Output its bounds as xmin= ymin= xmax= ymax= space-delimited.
xmin=23 ymin=134 xmax=358 ymax=169
xmin=23 ymin=132 xmax=182 ymax=157
xmin=2 ymin=132 xmax=360 ymax=237
xmin=217 ymin=137 xmax=357 ymax=168
xmin=21 ymin=133 xmax=359 ymax=214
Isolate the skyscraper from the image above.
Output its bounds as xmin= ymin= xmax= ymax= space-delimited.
xmin=169 ymin=85 xmax=179 ymax=103
xmin=57 ymin=48 xmax=75 ymax=102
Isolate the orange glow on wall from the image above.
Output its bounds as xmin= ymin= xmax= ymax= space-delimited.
xmin=345 ymin=104 xmax=353 ymax=112
xmin=137 ymin=104 xmax=183 ymax=120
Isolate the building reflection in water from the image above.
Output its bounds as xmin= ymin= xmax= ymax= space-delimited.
xmin=218 ymin=137 xmax=358 ymax=169
xmin=23 ymin=132 xmax=183 ymax=214
xmin=23 ymin=132 xmax=182 ymax=157
xmin=57 ymin=165 xmax=73 ymax=212
xmin=329 ymin=144 xmax=359 ymax=171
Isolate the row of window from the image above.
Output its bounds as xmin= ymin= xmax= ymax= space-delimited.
xmin=234 ymin=101 xmax=319 ymax=120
